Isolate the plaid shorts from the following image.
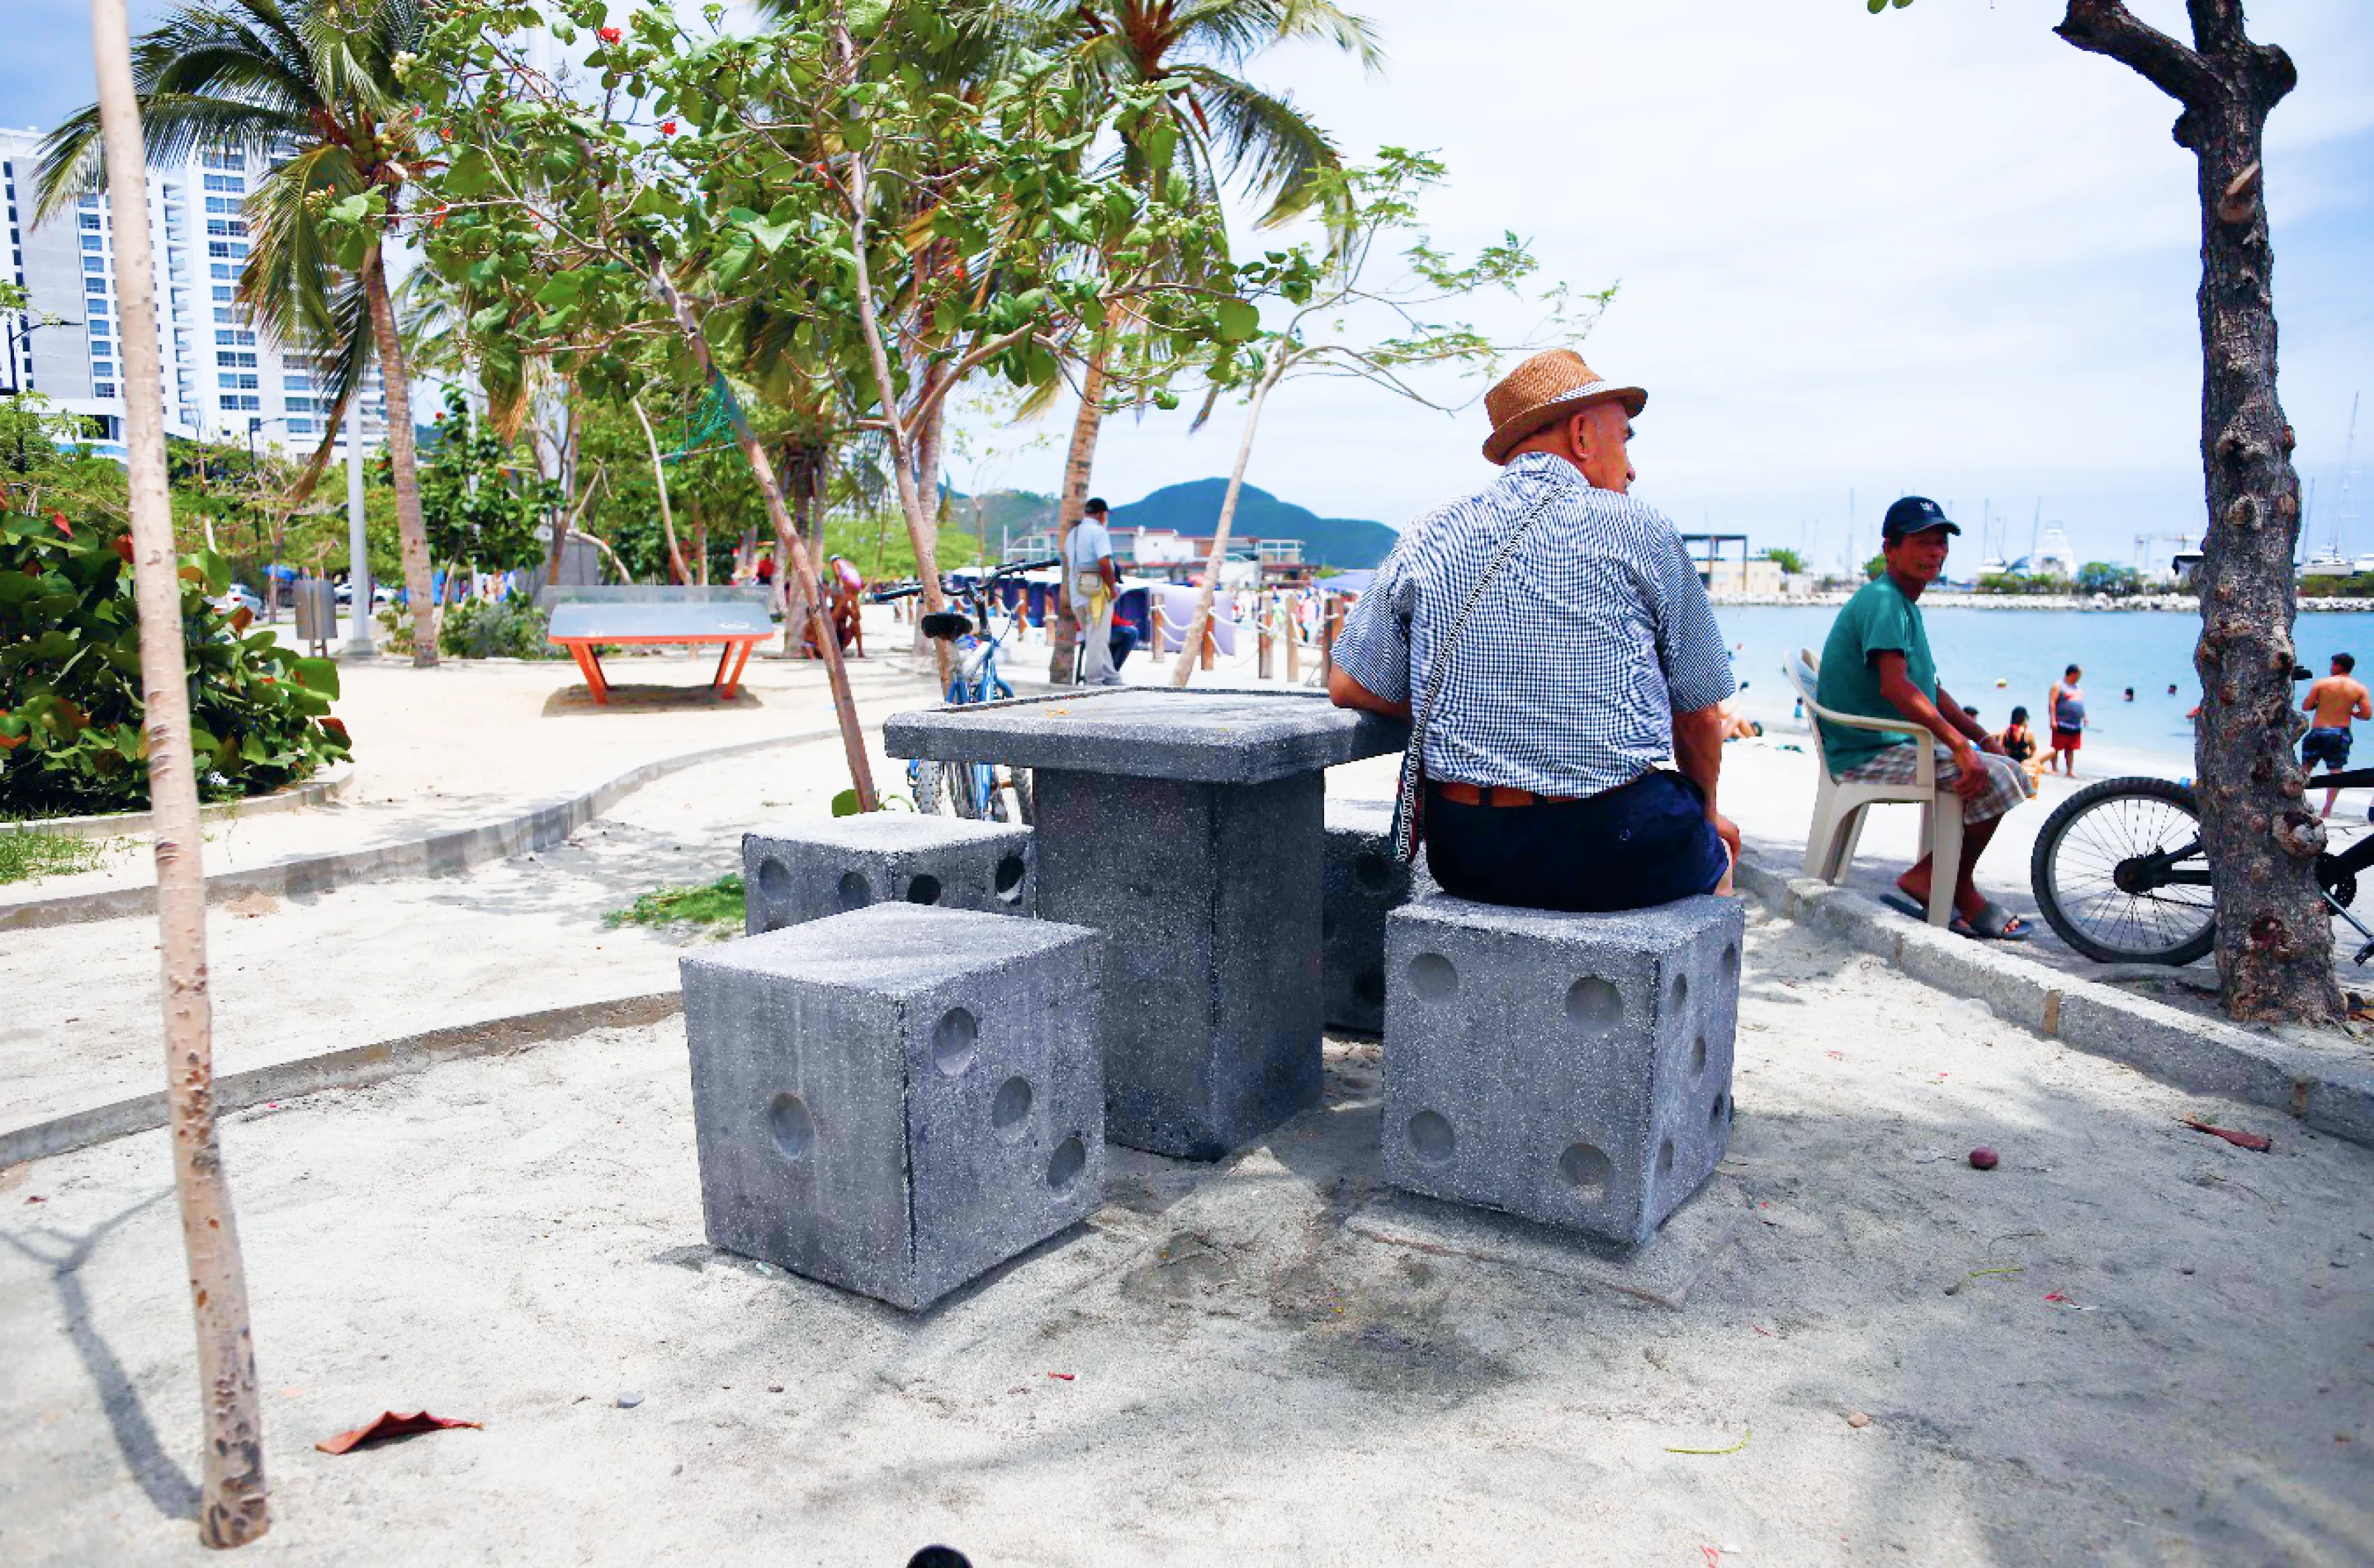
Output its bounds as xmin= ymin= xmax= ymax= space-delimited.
xmin=1840 ymin=743 xmax=2032 ymax=823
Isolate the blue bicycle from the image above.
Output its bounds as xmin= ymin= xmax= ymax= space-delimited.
xmin=873 ymin=558 xmax=1054 ymax=821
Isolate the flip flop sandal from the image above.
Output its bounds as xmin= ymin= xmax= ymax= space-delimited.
xmin=1953 ymin=902 xmax=2031 ymax=942
xmin=1881 ymin=892 xmax=1932 ymax=920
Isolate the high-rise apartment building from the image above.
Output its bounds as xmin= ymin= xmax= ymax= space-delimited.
xmin=1 ymin=126 xmax=387 ymax=460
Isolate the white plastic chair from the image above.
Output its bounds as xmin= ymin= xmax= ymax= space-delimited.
xmin=1783 ymin=647 xmax=1962 ymax=928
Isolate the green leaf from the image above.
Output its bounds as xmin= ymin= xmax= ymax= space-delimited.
xmin=290 ymin=658 xmax=341 ymax=699
xmin=446 ymin=146 xmax=494 ymax=197
xmin=1214 ymin=298 xmax=1261 ymax=342
xmin=830 ymin=787 xmax=862 ymax=817
xmin=534 ymin=273 xmax=584 ymax=308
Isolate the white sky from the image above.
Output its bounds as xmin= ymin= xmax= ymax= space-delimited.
xmin=11 ymin=1 xmax=2369 ymax=569
xmin=957 ymin=0 xmax=2374 ymax=571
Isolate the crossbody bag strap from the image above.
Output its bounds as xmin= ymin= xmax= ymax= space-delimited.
xmin=1388 ymin=490 xmax=1560 ymax=863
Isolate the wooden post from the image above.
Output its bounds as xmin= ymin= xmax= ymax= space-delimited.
xmin=1257 ymin=592 xmax=1273 ymax=680
xmin=94 ymin=0 xmax=270 ymax=1544
xmin=1285 ymin=591 xmax=1301 ymax=684
xmin=1321 ymin=593 xmax=1341 ymax=679
xmin=1149 ymin=597 xmax=1167 ymax=667
xmin=1200 ymin=612 xmax=1216 ymax=671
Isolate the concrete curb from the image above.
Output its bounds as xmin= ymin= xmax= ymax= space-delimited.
xmin=0 ymin=726 xmax=840 ymax=933
xmin=1733 ymin=855 xmax=2374 ymax=1151
xmin=0 ymin=989 xmax=685 ymax=1170
xmin=0 ymin=760 xmax=359 ymax=840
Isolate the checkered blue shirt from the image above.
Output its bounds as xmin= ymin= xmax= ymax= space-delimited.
xmin=1332 ymin=453 xmax=1736 ymax=797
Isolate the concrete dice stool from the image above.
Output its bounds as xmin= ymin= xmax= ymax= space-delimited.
xmin=1321 ymin=799 xmax=1435 ymax=1037
xmin=1380 ymin=893 xmax=1745 ymax=1247
xmin=741 ymin=813 xmax=1033 ymax=935
xmin=680 ymin=904 xmax=1103 ymax=1311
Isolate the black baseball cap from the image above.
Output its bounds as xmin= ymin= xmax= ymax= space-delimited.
xmin=1882 ymin=495 xmax=1960 ymax=540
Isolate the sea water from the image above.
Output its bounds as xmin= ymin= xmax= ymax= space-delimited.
xmin=1714 ymin=604 xmax=2374 ymax=778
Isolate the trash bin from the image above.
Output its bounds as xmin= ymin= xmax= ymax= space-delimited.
xmin=292 ymin=577 xmax=337 ymax=652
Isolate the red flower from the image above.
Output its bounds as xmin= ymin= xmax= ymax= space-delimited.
xmin=112 ymin=536 xmax=134 ymax=563
xmin=660 ymin=120 xmax=677 ymax=136
xmin=50 ymin=512 xmax=72 ymax=538
xmin=598 ymin=25 xmax=620 ymax=43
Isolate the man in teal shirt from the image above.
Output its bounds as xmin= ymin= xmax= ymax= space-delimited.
xmin=1816 ymin=496 xmax=2031 ymax=939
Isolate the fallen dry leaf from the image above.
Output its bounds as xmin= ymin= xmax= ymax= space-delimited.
xmin=2179 ymin=1117 xmax=2271 ymax=1153
xmin=316 ymin=1411 xmax=482 ymax=1454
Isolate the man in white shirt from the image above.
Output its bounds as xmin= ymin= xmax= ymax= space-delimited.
xmin=1065 ymin=498 xmax=1123 ymax=686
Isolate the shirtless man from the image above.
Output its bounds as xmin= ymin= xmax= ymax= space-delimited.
xmin=2302 ymin=653 xmax=2371 ymax=817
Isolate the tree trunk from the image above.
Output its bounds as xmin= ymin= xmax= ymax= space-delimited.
xmin=841 ymin=144 xmax=952 ymax=690
xmin=92 ymin=0 xmax=270 ymax=1543
xmin=360 ymin=245 xmax=436 ymax=666
xmin=545 ymin=407 xmax=583 ymax=589
xmin=1172 ymin=362 xmax=1280 ymax=688
xmin=630 ymin=397 xmax=692 ymax=584
xmin=2056 ymin=0 xmax=2330 ymax=1022
xmin=1049 ymin=343 xmax=1109 ymax=684
xmin=650 ymin=268 xmax=878 ymax=808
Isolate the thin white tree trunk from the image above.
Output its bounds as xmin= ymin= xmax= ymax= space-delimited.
xmin=650 ymin=268 xmax=879 ymax=807
xmin=1173 ymin=364 xmax=1281 ymax=688
xmin=630 ymin=397 xmax=692 ymax=583
xmin=842 ymin=143 xmax=951 ymax=689
xmin=92 ymin=0 xmax=270 ymax=1544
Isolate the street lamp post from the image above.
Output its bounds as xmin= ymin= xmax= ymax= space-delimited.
xmin=343 ymin=393 xmax=373 ymax=658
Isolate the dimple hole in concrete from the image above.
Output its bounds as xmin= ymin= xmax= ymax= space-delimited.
xmin=1408 ymin=953 xmax=1458 ymax=1001
xmin=1558 ymin=1141 xmax=1611 ymax=1199
xmin=1667 ymin=973 xmax=1690 ymax=1016
xmin=767 ymin=1093 xmax=816 ymax=1163
xmin=906 ymin=873 xmax=943 ymax=906
xmin=836 ymin=871 xmax=873 ymax=911
xmin=1656 ymin=1137 xmax=1675 ymax=1176
xmin=1354 ymin=853 xmax=1396 ymax=893
xmin=992 ymin=1075 xmax=1033 ymax=1135
xmin=1407 ymin=1110 xmax=1456 ymax=1163
xmin=1566 ymin=976 xmax=1621 ymax=1035
xmin=1046 ymin=1136 xmax=1087 ymax=1192
xmin=1710 ymin=1092 xmax=1728 ymax=1131
xmin=931 ymin=1008 xmax=978 ymax=1077
xmin=1690 ymin=1034 xmax=1707 ymax=1077
xmin=1722 ymin=943 xmax=1740 ymax=981
xmin=1353 ymin=966 xmax=1386 ymax=1007
xmin=994 ymin=854 xmax=1027 ymax=904
xmin=757 ymin=856 xmax=791 ymax=904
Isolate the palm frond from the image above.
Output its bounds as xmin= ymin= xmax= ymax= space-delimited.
xmin=1168 ymin=66 xmax=1344 ymax=229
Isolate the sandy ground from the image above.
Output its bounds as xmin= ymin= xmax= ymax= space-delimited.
xmin=1 ymin=644 xmax=935 ymax=906
xmin=3 ymin=902 xmax=2368 ymax=1566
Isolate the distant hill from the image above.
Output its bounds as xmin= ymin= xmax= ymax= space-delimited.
xmin=1109 ymin=479 xmax=1396 ymax=571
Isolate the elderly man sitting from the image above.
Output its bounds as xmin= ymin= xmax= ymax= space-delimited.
xmin=1327 ymin=349 xmax=1740 ymax=912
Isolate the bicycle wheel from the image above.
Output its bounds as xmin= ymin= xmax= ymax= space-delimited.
xmin=1009 ymin=767 xmax=1034 ymax=826
xmin=909 ymin=759 xmax=949 ymax=815
xmin=2029 ymin=775 xmax=2216 ymax=965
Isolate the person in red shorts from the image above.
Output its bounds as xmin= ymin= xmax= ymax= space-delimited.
xmin=2047 ymin=664 xmax=2086 ymax=776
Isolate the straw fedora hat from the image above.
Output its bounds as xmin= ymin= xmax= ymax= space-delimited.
xmin=1480 ymin=349 xmax=1647 ymax=465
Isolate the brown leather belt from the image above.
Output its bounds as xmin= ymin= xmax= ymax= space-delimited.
xmin=1431 ymin=781 xmax=1583 ymax=808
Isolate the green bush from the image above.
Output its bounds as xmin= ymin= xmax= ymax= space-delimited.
xmin=0 ymin=506 xmax=351 ymax=816
xmin=439 ymin=592 xmax=563 ymax=659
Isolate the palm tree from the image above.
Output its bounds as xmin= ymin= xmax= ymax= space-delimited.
xmin=1023 ymin=0 xmax=1382 ymax=680
xmin=37 ymin=0 xmax=445 ymax=664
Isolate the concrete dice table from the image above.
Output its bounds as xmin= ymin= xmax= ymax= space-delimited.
xmin=1380 ymin=892 xmax=1744 ymax=1247
xmin=680 ymin=904 xmax=1105 ymax=1312
xmin=741 ymin=814 xmax=1034 ymax=934
xmin=886 ymin=689 xmax=1408 ymax=1159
